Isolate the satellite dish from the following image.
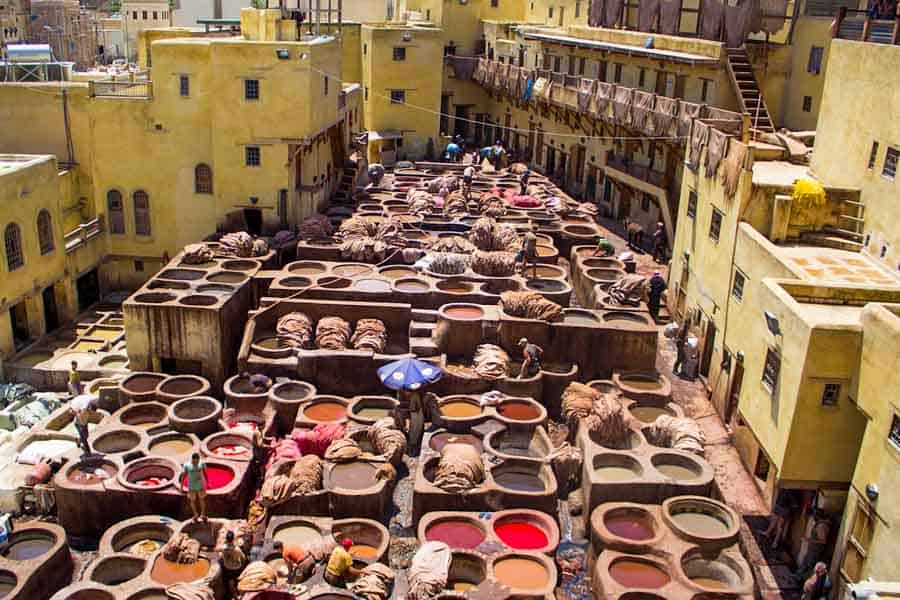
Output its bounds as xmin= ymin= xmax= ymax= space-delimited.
xmin=764 ymin=311 xmax=781 ymax=336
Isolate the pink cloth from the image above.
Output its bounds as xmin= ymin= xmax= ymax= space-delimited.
xmin=292 ymin=423 xmax=347 ymax=457
xmin=265 ymin=438 xmax=301 ymax=471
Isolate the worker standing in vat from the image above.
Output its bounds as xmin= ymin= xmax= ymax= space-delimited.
xmin=67 ymin=360 xmax=82 ymax=396
xmin=593 ymin=236 xmax=615 ymax=257
xmin=652 ymin=222 xmax=668 ymax=263
xmin=181 ymin=452 xmax=209 ymax=522
xmin=274 ymin=540 xmax=316 ymax=584
xmin=518 ymin=337 xmax=543 ymax=379
xmin=463 ymin=164 xmax=476 ymax=201
xmin=324 ymin=538 xmax=362 ymax=587
xmin=248 ymin=373 xmax=272 ymax=393
xmin=408 ymin=390 xmax=426 ymax=456
xmin=647 ymin=271 xmax=667 ymax=322
xmin=519 ymin=167 xmax=531 ymax=195
xmin=219 ymin=530 xmax=246 ymax=595
xmin=518 ymin=226 xmax=539 ymax=279
xmin=69 ymin=394 xmax=98 ymax=456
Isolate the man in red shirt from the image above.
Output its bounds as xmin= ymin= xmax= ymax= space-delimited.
xmin=274 ymin=540 xmax=316 ymax=583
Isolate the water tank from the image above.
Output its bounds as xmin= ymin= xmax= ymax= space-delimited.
xmin=6 ymin=44 xmax=54 ymax=63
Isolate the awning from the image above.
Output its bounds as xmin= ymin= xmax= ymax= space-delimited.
xmin=521 ymin=32 xmax=719 ymax=65
xmin=368 ymin=130 xmax=404 ymax=141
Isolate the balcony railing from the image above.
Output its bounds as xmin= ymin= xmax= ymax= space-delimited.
xmin=833 ymin=6 xmax=900 ymax=44
xmin=64 ymin=216 xmax=105 ymax=254
xmin=89 ymin=80 xmax=153 ymax=98
xmin=607 ymin=156 xmax=667 ymax=188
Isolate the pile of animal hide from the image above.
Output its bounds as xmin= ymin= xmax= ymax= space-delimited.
xmin=349 ymin=563 xmax=396 ymax=600
xmin=427 ymin=175 xmax=460 ymax=194
xmin=468 ymin=217 xmax=521 ymax=252
xmin=646 ymin=415 xmax=705 ymax=456
xmin=236 ymin=562 xmax=277 ymax=592
xmin=472 ymin=344 xmax=510 ymax=380
xmin=369 ymin=417 xmax=407 ymax=464
xmin=555 ymin=198 xmax=599 ymax=219
xmin=325 ymin=438 xmax=363 ymax=462
xmin=561 ymin=382 xmax=598 ymax=421
xmin=443 ymin=191 xmax=468 ymax=218
xmin=470 ymin=250 xmax=517 ymax=277
xmin=351 ymin=318 xmax=387 ymax=353
xmin=434 ymin=443 xmax=484 ymax=493
xmin=165 ymin=583 xmax=215 ymax=600
xmin=264 ymin=438 xmax=301 ymax=471
xmin=259 ymin=454 xmax=324 ymax=508
xmin=549 ymin=442 xmax=583 ymax=494
xmin=218 ymin=232 xmax=255 ymax=258
xmin=407 ymin=190 xmax=436 ymax=216
xmin=276 ymin=312 xmax=313 ymax=349
xmin=300 ymin=214 xmax=334 ymax=240
xmin=181 ymin=243 xmax=214 ymax=265
xmin=408 ymin=542 xmax=451 ymax=600
xmin=561 ymin=383 xmax=632 ymax=447
xmin=477 ymin=192 xmax=507 ymax=217
xmin=429 ymin=236 xmax=476 ymax=254
xmin=508 ymin=162 xmax=529 ymax=174
xmin=162 ymin=534 xmax=200 ymax=564
xmin=499 ymin=291 xmax=563 ymax=322
xmin=292 ymin=423 xmax=346 ymax=457
xmin=316 ymin=316 xmax=351 ymax=350
xmin=337 ymin=217 xmax=407 ymax=262
xmin=607 ymin=274 xmax=647 ymax=306
xmin=289 ymin=454 xmax=324 ymax=494
xmin=427 ymin=252 xmax=470 ymax=275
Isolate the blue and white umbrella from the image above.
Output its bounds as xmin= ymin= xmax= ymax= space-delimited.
xmin=377 ymin=358 xmax=443 ymax=391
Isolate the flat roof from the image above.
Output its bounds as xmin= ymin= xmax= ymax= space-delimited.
xmin=521 ymin=31 xmax=719 ymax=64
xmin=751 ymin=160 xmax=813 ymax=187
xmin=776 ymin=245 xmax=900 ymax=287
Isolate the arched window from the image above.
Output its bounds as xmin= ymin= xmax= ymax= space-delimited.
xmin=133 ymin=190 xmax=151 ymax=236
xmin=195 ymin=163 xmax=213 ymax=194
xmin=4 ymin=223 xmax=23 ymax=271
xmin=107 ymin=190 xmax=125 ymax=234
xmin=37 ymin=210 xmax=54 ymax=255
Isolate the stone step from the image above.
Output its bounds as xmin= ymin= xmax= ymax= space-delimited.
xmin=411 ymin=308 xmax=439 ymax=323
xmin=409 ymin=336 xmax=439 ymax=357
xmin=409 ymin=321 xmax=436 ymax=337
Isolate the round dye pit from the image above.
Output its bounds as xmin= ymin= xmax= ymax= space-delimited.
xmin=561 ymin=310 xmax=600 ymax=326
xmin=425 ymin=520 xmax=485 ymax=549
xmin=618 ymin=375 xmax=665 ymax=391
xmin=205 ymin=432 xmax=253 ymax=460
xmin=535 ymin=245 xmax=556 ymax=256
xmin=493 ymin=556 xmax=549 ymax=591
xmin=349 ymin=544 xmax=379 ymax=560
xmin=158 ymin=376 xmax=206 ymax=397
xmin=150 ymin=556 xmax=211 ymax=585
xmin=682 ymin=554 xmax=741 ymax=591
xmin=603 ymin=311 xmax=651 ymax=324
xmin=355 ymin=278 xmax=391 ymax=293
xmin=669 ymin=511 xmax=730 ymax=537
xmin=207 ymin=271 xmax=247 ymax=284
xmin=123 ymin=373 xmax=167 ymax=395
xmin=271 ymin=381 xmax=315 ymax=401
xmin=439 ymin=400 xmax=483 ymax=418
xmin=93 ymin=430 xmax=141 ymax=454
xmin=394 ymin=278 xmax=430 ymax=293
xmin=603 ymin=510 xmax=656 ymax=541
xmin=526 ymin=278 xmax=566 ymax=292
xmin=533 ymin=265 xmax=565 ymax=278
xmin=447 ymin=553 xmax=486 ymax=592
xmin=288 ymin=262 xmax=327 ymax=276
xmin=0 ymin=573 xmax=16 ymax=599
xmin=121 ymin=459 xmax=176 ymax=490
xmin=594 ymin=456 xmax=642 ymax=481
xmin=253 ymin=336 xmax=291 ymax=351
xmin=179 ymin=465 xmax=234 ymax=491
xmin=428 ymin=432 xmax=483 ymax=453
xmin=149 ymin=435 xmax=194 ymax=457
xmin=281 ymin=276 xmax=314 ymax=289
xmin=332 ymin=264 xmax=373 ymax=277
xmin=221 ymin=259 xmax=259 ymax=271
xmin=437 ymin=280 xmax=474 ymax=294
xmin=379 ymin=266 xmax=417 ymax=279
xmin=494 ymin=520 xmax=548 ymax=550
xmin=126 ymin=590 xmax=169 ymax=600
xmin=196 ymin=283 xmax=234 ymax=295
xmin=497 ymin=401 xmax=542 ymax=421
xmin=273 ymin=523 xmax=321 ymax=546
xmin=609 ymin=559 xmax=671 ymax=589
xmin=120 ymin=403 xmax=167 ymax=428
xmin=492 ymin=469 xmax=546 ymax=492
xmin=652 ymin=454 xmax=702 ymax=480
xmin=90 ymin=556 xmax=147 ymax=585
xmin=442 ymin=305 xmax=484 ymax=320
xmin=158 ymin=268 xmax=204 ymax=281
xmin=631 ymin=405 xmax=674 ymax=422
xmin=2 ymin=531 xmax=55 ymax=561
xmin=67 ymin=460 xmax=117 ymax=485
xmin=329 ymin=462 xmax=378 ymax=490
xmin=481 ymin=280 xmax=521 ymax=295
xmin=179 ymin=295 xmax=217 ymax=307
xmin=303 ymin=401 xmax=347 ymax=422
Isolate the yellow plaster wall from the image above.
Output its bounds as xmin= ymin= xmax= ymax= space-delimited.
xmin=781 ymin=18 xmax=833 ymax=131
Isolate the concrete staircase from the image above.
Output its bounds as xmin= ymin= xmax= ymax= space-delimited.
xmin=409 ymin=309 xmax=439 ymax=357
xmin=726 ymin=47 xmax=776 ymax=133
xmin=330 ymin=167 xmax=357 ymax=205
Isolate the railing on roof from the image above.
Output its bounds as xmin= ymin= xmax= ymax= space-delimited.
xmin=89 ymin=80 xmax=153 ymax=98
xmin=64 ymin=216 xmax=105 ymax=254
xmin=832 ymin=6 xmax=900 ymax=44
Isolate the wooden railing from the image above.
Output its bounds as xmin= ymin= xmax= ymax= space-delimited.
xmin=64 ymin=216 xmax=105 ymax=254
xmin=832 ymin=5 xmax=900 ymax=44
xmin=89 ymin=80 xmax=153 ymax=98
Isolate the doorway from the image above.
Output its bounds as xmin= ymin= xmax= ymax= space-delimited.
xmin=557 ymin=5 xmax=565 ymax=25
xmin=76 ymin=269 xmax=100 ymax=312
xmin=546 ymin=147 xmax=557 ymax=176
xmin=454 ymin=105 xmax=469 ymax=141
xmin=699 ymin=318 xmax=717 ymax=377
xmin=42 ymin=286 xmax=59 ymax=333
xmin=9 ymin=302 xmax=29 ymax=350
xmin=244 ymin=208 xmax=263 ymax=236
xmin=726 ymin=358 xmax=744 ymax=424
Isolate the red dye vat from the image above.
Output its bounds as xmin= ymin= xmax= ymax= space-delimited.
xmin=609 ymin=560 xmax=670 ymax=589
xmin=229 ymin=421 xmax=258 ymax=430
xmin=135 ymin=477 xmax=168 ymax=487
xmin=604 ymin=514 xmax=654 ymax=541
xmin=212 ymin=444 xmax=249 ymax=458
xmin=494 ymin=521 xmax=549 ymax=550
xmin=425 ymin=520 xmax=485 ymax=549
xmin=179 ymin=466 xmax=235 ymax=491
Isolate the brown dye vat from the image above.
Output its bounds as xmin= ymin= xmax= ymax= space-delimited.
xmin=620 ymin=377 xmax=663 ymax=391
xmin=196 ymin=284 xmax=234 ymax=296
xmin=281 ymin=277 xmax=312 ymax=288
xmin=562 ymin=310 xmax=600 ymax=326
xmin=180 ymin=260 xmax=216 ymax=269
xmin=438 ymin=280 xmax=474 ymax=294
xmin=127 ymin=590 xmax=169 ymax=600
xmin=254 ymin=336 xmax=291 ymax=350
xmin=604 ymin=512 xmax=655 ymax=541
xmin=526 ymin=278 xmax=566 ymax=292
xmin=221 ymin=259 xmax=258 ymax=271
xmin=207 ymin=271 xmax=247 ymax=284
xmin=493 ymin=470 xmax=546 ymax=492
xmin=179 ymin=295 xmax=217 ymax=306
xmin=443 ymin=305 xmax=484 ymax=320
xmin=0 ymin=574 xmax=16 ymax=598
xmin=333 ymin=264 xmax=374 ymax=277
xmin=395 ymin=278 xmax=430 ymax=293
xmin=669 ymin=512 xmax=729 ymax=537
xmin=90 ymin=556 xmax=147 ymax=585
xmin=158 ymin=268 xmax=204 ymax=281
xmin=68 ymin=461 xmax=117 ymax=485
xmin=93 ymin=431 xmax=141 ymax=453
xmin=609 ymin=560 xmax=670 ymax=588
xmin=273 ymin=524 xmax=320 ymax=546
xmin=355 ymin=279 xmax=391 ymax=293
xmin=289 ymin=262 xmax=327 ymax=275
xmin=330 ymin=462 xmax=378 ymax=490
xmin=149 ymin=436 xmax=194 ymax=457
xmin=585 ymin=268 xmax=623 ymax=282
xmin=535 ymin=245 xmax=556 ymax=256
xmin=493 ymin=556 xmax=549 ymax=590
xmin=429 ymin=433 xmax=483 ymax=453
xmin=2 ymin=531 xmax=55 ymax=560
xmin=380 ymin=267 xmax=417 ymax=279
xmin=159 ymin=378 xmax=205 ymax=397
xmin=533 ymin=265 xmax=564 ymax=278
xmin=603 ymin=312 xmax=651 ymax=324
xmin=654 ymin=462 xmax=700 ymax=480
xmin=150 ymin=556 xmax=210 ymax=585
xmin=121 ymin=403 xmax=167 ymax=427
xmin=595 ymin=466 xmax=640 ymax=481
xmin=482 ymin=280 xmax=521 ymax=295
xmin=563 ymin=224 xmax=596 ymax=236
xmin=304 ymin=402 xmax=347 ymax=421
xmin=440 ymin=401 xmax=482 ymax=418
xmin=124 ymin=374 xmax=166 ymax=394
xmin=148 ymin=280 xmax=190 ymax=291
xmin=692 ymin=577 xmax=729 ymax=589
xmin=498 ymin=401 xmax=541 ymax=421
xmin=318 ymin=276 xmax=351 ymax=289
xmin=631 ymin=406 xmax=673 ymax=422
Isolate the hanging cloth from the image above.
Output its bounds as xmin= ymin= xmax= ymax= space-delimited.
xmin=631 ymin=90 xmax=655 ymax=133
xmin=678 ymin=100 xmax=702 ymax=137
xmin=612 ymin=86 xmax=633 ymax=126
xmin=450 ymin=56 xmax=476 ymax=81
xmin=721 ymin=139 xmax=749 ymax=197
xmin=660 ymin=0 xmax=682 ymax=33
xmin=493 ymin=63 xmax=508 ymax=89
xmin=604 ymin=0 xmax=625 ymax=26
xmin=760 ymin=0 xmax=787 ymax=32
xmin=725 ymin=0 xmax=757 ymax=48
xmin=593 ymin=82 xmax=615 ymax=118
xmin=639 ymin=0 xmax=661 ymax=31
xmin=705 ymin=128 xmax=729 ymax=178
xmin=532 ymin=77 xmax=549 ymax=100
xmin=589 ymin=0 xmax=605 ymax=25
xmin=506 ymin=65 xmax=520 ymax=96
xmin=652 ymin=96 xmax=679 ymax=135
xmin=704 ymin=106 xmax=743 ymax=134
xmin=700 ymin=0 xmax=725 ymax=40
xmin=689 ymin=121 xmax=710 ymax=170
xmin=578 ymin=78 xmax=595 ymax=112
xmin=523 ymin=71 xmax=535 ymax=101
xmin=473 ymin=58 xmax=487 ymax=84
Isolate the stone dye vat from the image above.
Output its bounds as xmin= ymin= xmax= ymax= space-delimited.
xmin=590 ymin=497 xmax=753 ymax=598
xmin=0 ymin=523 xmax=72 ymax=599
xmin=268 ymin=380 xmax=318 ymax=434
xmin=263 ymin=516 xmax=390 ymax=565
xmin=347 ymin=395 xmax=399 ymax=424
xmin=419 ymin=509 xmax=559 ymax=554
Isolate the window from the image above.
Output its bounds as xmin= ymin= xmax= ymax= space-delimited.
xmin=578 ymin=57 xmax=586 ymax=75
xmin=390 ymin=90 xmax=405 ymax=104
xmin=363 ymin=43 xmax=367 ymax=55
xmin=883 ymin=146 xmax=898 ymax=180
xmin=802 ymin=96 xmax=812 ymax=112
xmin=134 ymin=259 xmax=144 ymax=272
xmin=392 ymin=47 xmax=406 ymax=61
xmin=179 ymin=74 xmax=189 ymax=97
xmin=278 ymin=189 xmax=288 ymax=227
xmin=868 ymin=141 xmax=879 ymax=170
xmin=732 ymin=269 xmax=746 ymax=302
xmin=613 ymin=63 xmax=622 ymax=83
xmin=575 ymin=1 xmax=581 ymax=17
xmin=444 ymin=43 xmax=457 ymax=56
xmin=843 ymin=503 xmax=876 ymax=582
xmin=246 ymin=146 xmax=261 ymax=167
xmin=491 ymin=0 xmax=498 ymax=7
xmin=890 ymin=413 xmax=900 ymax=448
xmin=641 ymin=194 xmax=651 ymax=211
xmin=567 ymin=57 xmax=576 ymax=75
xmin=548 ymin=6 xmax=554 ymax=18
xmin=244 ymin=79 xmax=259 ymax=101
xmin=709 ymin=207 xmax=723 ymax=242
xmin=142 ymin=10 xmax=147 ymax=19
xmin=132 ymin=10 xmax=137 ymax=19
xmin=821 ymin=383 xmax=840 ymax=406
xmin=4 ymin=223 xmax=23 ymax=271
xmin=324 ymin=76 xmax=328 ymax=96
xmin=687 ymin=191 xmax=697 ymax=218
xmin=37 ymin=210 xmax=54 ymax=255
xmin=194 ymin=164 xmax=212 ymax=194
xmin=807 ymin=46 xmax=824 ymax=74
xmin=638 ymin=68 xmax=646 ymax=88
xmin=762 ymin=347 xmax=780 ymax=393
xmin=152 ymin=11 xmax=157 ymax=19
xmin=133 ymin=191 xmax=151 ymax=236
xmin=107 ymin=190 xmax=125 ymax=234
xmin=553 ymin=55 xmax=561 ymax=72
xmin=700 ymin=79 xmax=712 ymax=102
